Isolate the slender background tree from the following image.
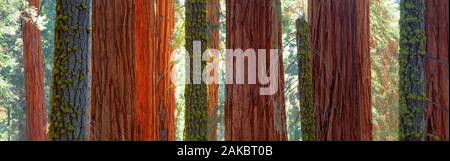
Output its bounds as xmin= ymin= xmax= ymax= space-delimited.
xmin=22 ymin=0 xmax=47 ymax=141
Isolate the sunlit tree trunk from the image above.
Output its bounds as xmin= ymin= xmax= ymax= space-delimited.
xmin=48 ymin=0 xmax=91 ymax=141
xmin=424 ymin=0 xmax=449 ymax=141
xmin=22 ymin=0 xmax=47 ymax=141
xmin=207 ymin=0 xmax=220 ymax=141
xmin=91 ymin=0 xmax=175 ymax=141
xmin=225 ymin=0 xmax=287 ymax=141
xmin=296 ymin=16 xmax=316 ymax=141
xmin=154 ymin=0 xmax=176 ymax=141
xmin=184 ymin=0 xmax=209 ymax=141
xmin=309 ymin=0 xmax=372 ymax=141
xmin=398 ymin=0 xmax=427 ymax=141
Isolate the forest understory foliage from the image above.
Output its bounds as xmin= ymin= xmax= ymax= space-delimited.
xmin=0 ymin=0 xmax=448 ymax=141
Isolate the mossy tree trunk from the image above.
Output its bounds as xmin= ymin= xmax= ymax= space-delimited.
xmin=207 ymin=0 xmax=220 ymax=141
xmin=296 ymin=16 xmax=316 ymax=141
xmin=309 ymin=0 xmax=372 ymax=141
xmin=48 ymin=0 xmax=91 ymax=141
xmin=184 ymin=0 xmax=209 ymax=141
xmin=398 ymin=0 xmax=427 ymax=141
xmin=424 ymin=0 xmax=449 ymax=141
xmin=22 ymin=0 xmax=47 ymax=141
xmin=225 ymin=0 xmax=287 ymax=141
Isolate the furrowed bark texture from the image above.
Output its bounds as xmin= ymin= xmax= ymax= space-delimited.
xmin=398 ymin=0 xmax=427 ymax=141
xmin=424 ymin=0 xmax=449 ymax=141
xmin=49 ymin=0 xmax=91 ymax=141
xmin=184 ymin=0 xmax=209 ymax=141
xmin=207 ymin=0 xmax=220 ymax=141
xmin=135 ymin=0 xmax=156 ymax=141
xmin=154 ymin=0 xmax=176 ymax=141
xmin=225 ymin=0 xmax=287 ymax=141
xmin=309 ymin=0 xmax=372 ymax=141
xmin=23 ymin=0 xmax=47 ymax=141
xmin=91 ymin=0 xmax=140 ymax=141
xmin=91 ymin=0 xmax=175 ymax=141
xmin=296 ymin=16 xmax=316 ymax=141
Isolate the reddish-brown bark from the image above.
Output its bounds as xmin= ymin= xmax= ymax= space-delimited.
xmin=207 ymin=0 xmax=220 ymax=141
xmin=91 ymin=0 xmax=175 ymax=141
xmin=225 ymin=0 xmax=287 ymax=141
xmin=155 ymin=0 xmax=176 ymax=141
xmin=309 ymin=0 xmax=372 ymax=141
xmin=23 ymin=0 xmax=47 ymax=141
xmin=424 ymin=0 xmax=449 ymax=141
xmin=91 ymin=0 xmax=140 ymax=140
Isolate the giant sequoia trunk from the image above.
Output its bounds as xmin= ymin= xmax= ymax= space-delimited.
xmin=424 ymin=0 xmax=449 ymax=141
xmin=91 ymin=0 xmax=174 ymax=141
xmin=207 ymin=0 xmax=221 ymax=141
xmin=48 ymin=0 xmax=91 ymax=141
xmin=309 ymin=0 xmax=372 ymax=141
xmin=184 ymin=0 xmax=209 ymax=141
xmin=398 ymin=0 xmax=427 ymax=141
xmin=91 ymin=0 xmax=139 ymax=141
xmin=155 ymin=0 xmax=176 ymax=141
xmin=296 ymin=16 xmax=315 ymax=141
xmin=22 ymin=0 xmax=47 ymax=141
xmin=225 ymin=0 xmax=287 ymax=141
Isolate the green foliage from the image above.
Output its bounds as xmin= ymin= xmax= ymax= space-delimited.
xmin=370 ymin=0 xmax=401 ymax=141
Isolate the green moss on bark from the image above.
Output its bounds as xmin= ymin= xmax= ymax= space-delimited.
xmin=184 ymin=0 xmax=209 ymax=141
xmin=48 ymin=0 xmax=90 ymax=141
xmin=398 ymin=0 xmax=427 ymax=141
xmin=296 ymin=16 xmax=316 ymax=141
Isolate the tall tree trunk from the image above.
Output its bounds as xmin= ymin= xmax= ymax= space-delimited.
xmin=23 ymin=0 xmax=47 ymax=141
xmin=207 ymin=0 xmax=220 ymax=141
xmin=91 ymin=0 xmax=174 ymax=141
xmin=424 ymin=0 xmax=449 ymax=141
xmin=184 ymin=0 xmax=209 ymax=141
xmin=398 ymin=0 xmax=427 ymax=141
xmin=135 ymin=0 xmax=176 ymax=141
xmin=225 ymin=0 xmax=287 ymax=141
xmin=296 ymin=16 xmax=316 ymax=141
xmin=91 ymin=0 xmax=139 ymax=141
xmin=309 ymin=0 xmax=372 ymax=141
xmin=48 ymin=0 xmax=91 ymax=141
xmin=155 ymin=0 xmax=176 ymax=141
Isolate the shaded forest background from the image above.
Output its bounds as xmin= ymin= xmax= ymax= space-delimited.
xmin=0 ymin=0 xmax=447 ymax=141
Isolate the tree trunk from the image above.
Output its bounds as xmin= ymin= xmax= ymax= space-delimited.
xmin=225 ymin=0 xmax=287 ymax=141
xmin=309 ymin=0 xmax=372 ymax=141
xmin=91 ymin=0 xmax=139 ymax=141
xmin=135 ymin=0 xmax=176 ymax=141
xmin=296 ymin=16 xmax=316 ymax=141
xmin=22 ymin=0 xmax=47 ymax=141
xmin=48 ymin=0 xmax=91 ymax=141
xmin=398 ymin=0 xmax=427 ymax=141
xmin=91 ymin=0 xmax=174 ymax=141
xmin=184 ymin=0 xmax=209 ymax=141
xmin=424 ymin=0 xmax=449 ymax=141
xmin=207 ymin=0 xmax=220 ymax=141
xmin=155 ymin=0 xmax=176 ymax=141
